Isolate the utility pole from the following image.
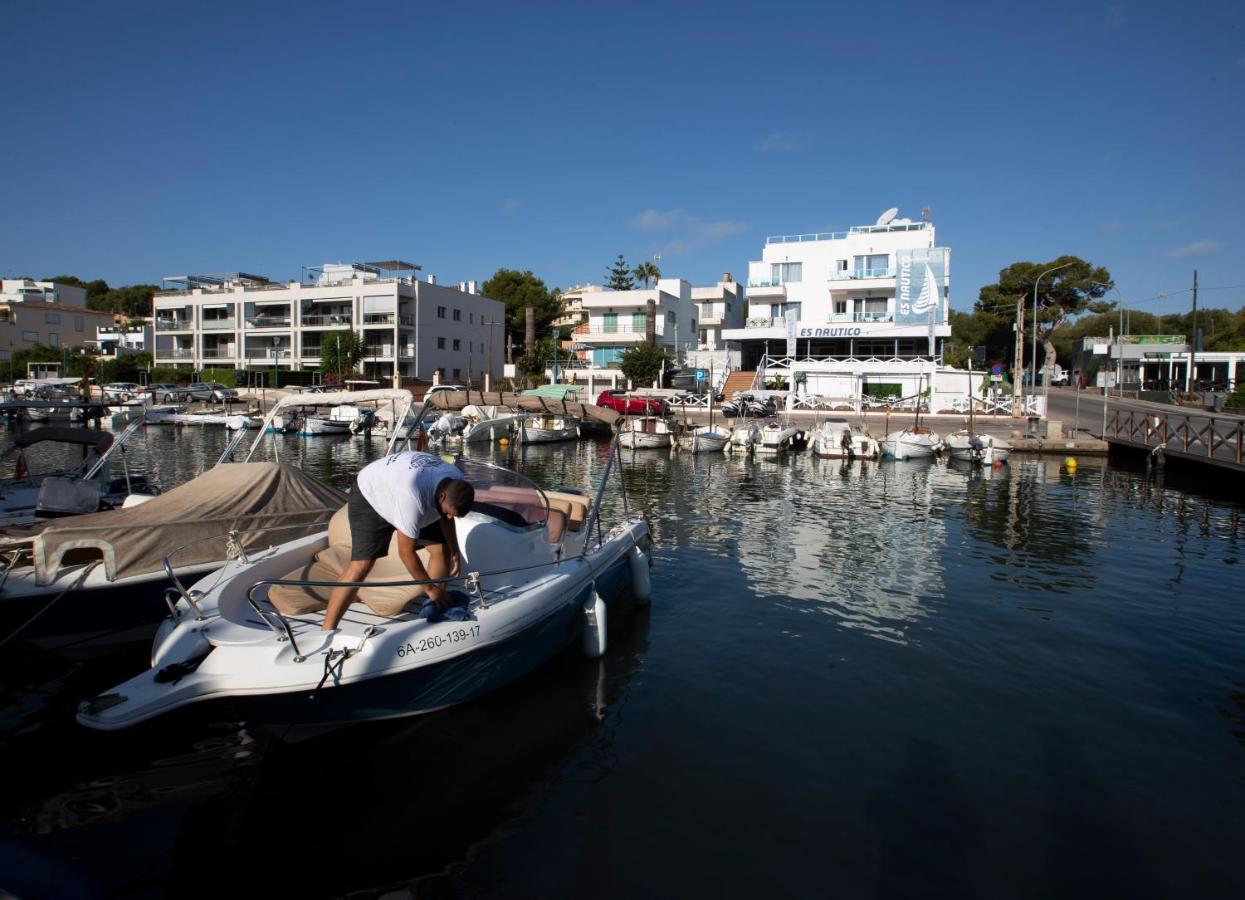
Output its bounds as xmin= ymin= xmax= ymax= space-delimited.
xmin=1188 ymin=269 xmax=1198 ymax=394
xmin=1011 ymin=294 xmax=1025 ymax=417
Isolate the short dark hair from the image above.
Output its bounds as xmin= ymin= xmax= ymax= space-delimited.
xmin=439 ymin=479 xmax=474 ymax=516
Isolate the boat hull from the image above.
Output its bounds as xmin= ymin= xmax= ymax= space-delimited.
xmin=676 ymin=431 xmax=729 ymax=453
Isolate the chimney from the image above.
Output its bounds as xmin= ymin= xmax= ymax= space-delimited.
xmin=468 ymin=280 xmax=477 ymax=294
xmin=721 ymin=273 xmax=733 ymax=283
xmin=428 ymin=274 xmax=437 ymax=285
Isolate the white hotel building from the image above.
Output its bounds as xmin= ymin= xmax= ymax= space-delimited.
xmin=152 ymin=261 xmax=504 ymax=384
xmin=722 ymin=211 xmax=955 ymax=402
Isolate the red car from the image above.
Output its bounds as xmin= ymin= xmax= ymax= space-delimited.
xmin=595 ymin=390 xmax=668 ymax=415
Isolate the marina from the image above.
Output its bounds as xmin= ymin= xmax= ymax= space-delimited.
xmin=0 ymin=416 xmax=1242 ymax=895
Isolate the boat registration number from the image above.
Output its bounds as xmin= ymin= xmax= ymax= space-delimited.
xmin=396 ymin=625 xmax=481 ymax=657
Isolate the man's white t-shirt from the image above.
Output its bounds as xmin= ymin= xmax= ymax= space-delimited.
xmin=357 ymin=451 xmax=463 ymax=538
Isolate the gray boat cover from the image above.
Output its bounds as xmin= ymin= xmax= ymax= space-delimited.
xmin=30 ymin=462 xmax=346 ymax=585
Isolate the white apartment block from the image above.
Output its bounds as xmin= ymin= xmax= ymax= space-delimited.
xmin=572 ymin=278 xmax=700 ymax=369
xmin=723 ymin=210 xmax=951 ymax=369
xmin=554 ymin=283 xmax=601 ymax=329
xmin=95 ymin=321 xmax=151 ymax=356
xmin=152 ymin=261 xmax=505 ymax=384
xmin=691 ymin=275 xmax=744 ymax=350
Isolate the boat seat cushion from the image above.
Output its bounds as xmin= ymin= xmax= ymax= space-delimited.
xmin=544 ymin=491 xmax=589 ymax=533
xmin=269 ymin=505 xmax=428 ymax=617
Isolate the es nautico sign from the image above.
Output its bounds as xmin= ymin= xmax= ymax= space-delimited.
xmin=798 ymin=325 xmax=865 ymax=338
xmin=895 ymin=248 xmax=949 ymax=325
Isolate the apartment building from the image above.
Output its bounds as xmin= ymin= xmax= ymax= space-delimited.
xmin=0 ymin=279 xmax=115 ymax=360
xmin=151 ymin=261 xmax=505 ymax=384
xmin=571 ymin=278 xmax=700 ymax=369
xmin=691 ymin=275 xmax=744 ymax=350
xmin=719 ymin=209 xmax=954 ymax=401
xmin=95 ymin=320 xmax=152 ymax=356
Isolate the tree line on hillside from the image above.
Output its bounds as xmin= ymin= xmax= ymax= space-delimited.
xmin=42 ymin=275 xmax=157 ymax=317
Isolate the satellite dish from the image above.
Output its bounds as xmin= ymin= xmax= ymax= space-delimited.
xmin=876 ymin=207 xmax=899 ymax=226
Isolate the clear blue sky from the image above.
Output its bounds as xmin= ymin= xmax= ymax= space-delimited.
xmin=3 ymin=0 xmax=1242 ymax=317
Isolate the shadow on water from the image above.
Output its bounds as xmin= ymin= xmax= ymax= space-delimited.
xmin=0 ymin=600 xmax=651 ymax=898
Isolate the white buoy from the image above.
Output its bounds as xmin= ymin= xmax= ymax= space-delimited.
xmin=629 ymin=544 xmax=652 ymax=603
xmin=582 ymin=588 xmax=607 ymax=658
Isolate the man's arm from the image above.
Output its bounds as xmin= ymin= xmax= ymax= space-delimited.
xmin=396 ymin=531 xmax=444 ymax=602
xmin=439 ymin=516 xmax=461 ymax=577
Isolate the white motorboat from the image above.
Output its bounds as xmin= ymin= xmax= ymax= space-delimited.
xmin=811 ymin=419 xmax=881 ymax=459
xmin=515 ymin=414 xmax=580 ymax=444
xmin=0 ymin=419 xmax=157 ymax=526
xmin=946 ymin=431 xmax=1011 ymax=465
xmin=460 ymin=404 xmax=518 ymax=443
xmin=77 ymin=441 xmax=652 ymax=731
xmin=726 ymin=422 xmax=760 ymax=453
xmin=881 ymin=427 xmax=944 ymax=460
xmin=675 ymin=425 xmax=729 ymax=454
xmin=756 ymin=418 xmax=803 ymax=454
xmin=620 ymin=416 xmax=673 ymax=450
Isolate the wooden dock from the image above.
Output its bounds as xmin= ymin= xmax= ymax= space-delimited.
xmin=1105 ymin=408 xmax=1245 ymax=474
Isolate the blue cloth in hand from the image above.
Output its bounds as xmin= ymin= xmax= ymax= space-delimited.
xmin=419 ymin=589 xmax=474 ymax=623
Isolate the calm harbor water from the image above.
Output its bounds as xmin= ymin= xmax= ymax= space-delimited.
xmin=2 ymin=424 xmax=1244 ymax=898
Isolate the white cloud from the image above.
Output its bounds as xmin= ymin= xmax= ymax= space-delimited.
xmin=755 ymin=132 xmax=808 ymax=153
xmin=628 ymin=208 xmax=747 ymax=256
xmin=1167 ymin=239 xmax=1221 ymax=258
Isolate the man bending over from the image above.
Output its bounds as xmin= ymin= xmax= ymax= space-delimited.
xmin=322 ymin=451 xmax=474 ymax=633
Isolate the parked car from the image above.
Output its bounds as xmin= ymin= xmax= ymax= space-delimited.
xmin=302 ymin=385 xmax=340 ymax=394
xmin=426 ymin=384 xmax=468 ymax=395
xmin=186 ymin=382 xmax=239 ymax=402
xmin=595 ymin=389 xmax=669 ymax=416
xmin=101 ymin=382 xmax=144 ymax=401
xmin=147 ymin=382 xmax=186 ymax=402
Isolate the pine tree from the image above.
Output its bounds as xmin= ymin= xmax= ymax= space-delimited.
xmin=607 ymin=254 xmax=635 ymax=291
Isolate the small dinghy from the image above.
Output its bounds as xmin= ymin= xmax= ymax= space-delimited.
xmin=515 ymin=414 xmax=580 ymax=444
xmin=726 ymin=422 xmax=760 ymax=453
xmin=78 ymin=436 xmax=652 ymax=731
xmin=756 ymin=418 xmax=802 ymax=454
xmin=881 ymin=427 xmax=944 ymax=460
xmin=946 ymin=431 xmax=1011 ymax=465
xmin=620 ymin=416 xmax=673 ymax=450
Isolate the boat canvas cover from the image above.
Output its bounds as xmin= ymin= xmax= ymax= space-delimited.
xmin=10 ymin=427 xmax=114 ymax=453
xmin=31 ymin=462 xmax=346 ymax=585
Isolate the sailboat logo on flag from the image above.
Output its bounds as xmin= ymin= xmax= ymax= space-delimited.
xmin=896 ymin=248 xmax=948 ymax=325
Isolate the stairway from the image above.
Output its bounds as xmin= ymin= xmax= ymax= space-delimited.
xmin=722 ymin=370 xmax=758 ymax=397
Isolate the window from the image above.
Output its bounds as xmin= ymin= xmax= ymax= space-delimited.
xmin=437 ymin=306 xmax=446 ymax=319
xmin=837 ymin=260 xmax=848 ymax=272
xmin=45 ymin=312 xmax=61 ymax=324
xmin=667 ymin=311 xmax=676 ymax=324
xmin=771 ymin=262 xmax=803 ymax=283
xmin=48 ymin=333 xmax=59 ymax=346
xmin=834 ymin=299 xmax=848 ymax=315
xmin=603 ymin=313 xmax=618 ymax=333
xmin=437 ymin=337 xmax=446 ymax=349
xmin=452 ymin=309 xmax=461 ymax=321
xmin=453 ymin=368 xmax=461 ymax=379
xmin=436 ymin=367 xmax=446 ymax=379
xmin=22 ymin=331 xmax=38 ymax=342
xmin=632 ymin=312 xmax=645 ymax=331
xmin=468 ymin=341 xmax=472 ymax=352
xmin=452 ymin=339 xmax=461 ymax=351
xmin=853 ymin=255 xmax=889 ymax=275
xmin=74 ymin=316 xmax=84 ymax=332
xmin=469 ymin=312 xmax=474 ymax=323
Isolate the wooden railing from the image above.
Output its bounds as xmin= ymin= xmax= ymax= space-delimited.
xmin=1105 ymin=408 xmax=1245 ymax=467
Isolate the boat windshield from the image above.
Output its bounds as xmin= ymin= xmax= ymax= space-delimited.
xmin=455 ymin=458 xmax=548 ymax=529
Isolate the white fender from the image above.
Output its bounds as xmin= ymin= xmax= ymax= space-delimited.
xmin=629 ymin=544 xmax=652 ymax=603
xmin=582 ymin=589 xmax=607 ymax=658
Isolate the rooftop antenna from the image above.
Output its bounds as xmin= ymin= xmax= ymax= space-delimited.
xmin=876 ymin=207 xmax=899 ymax=227
xmin=921 ymin=205 xmax=932 ymax=223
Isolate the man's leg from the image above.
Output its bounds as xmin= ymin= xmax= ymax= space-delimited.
xmin=323 ymin=558 xmax=376 ymax=631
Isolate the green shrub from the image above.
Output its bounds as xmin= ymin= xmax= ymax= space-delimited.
xmin=862 ymin=383 xmax=902 ymax=399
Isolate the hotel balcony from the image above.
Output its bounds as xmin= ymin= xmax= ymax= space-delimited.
xmin=245 ymin=348 xmax=294 ymax=364
xmin=828 ymin=268 xmax=895 ymax=281
xmin=156 ymin=348 xmax=196 ymax=360
xmin=200 ymin=347 xmax=238 ymax=359
xmin=300 ymin=313 xmax=353 ymax=328
xmin=155 ymin=319 xmax=193 ymax=332
xmin=201 ymin=318 xmax=236 ymax=330
xmin=745 ymin=279 xmax=787 ymax=300
xmin=361 ymin=313 xmax=396 ymax=326
xmin=363 ymin=344 xmax=394 ymax=359
xmin=245 ymin=315 xmax=292 ymax=329
xmin=576 ymin=324 xmax=651 ymax=344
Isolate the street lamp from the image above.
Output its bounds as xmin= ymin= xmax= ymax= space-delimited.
xmin=1031 ymin=262 xmax=1075 ymax=398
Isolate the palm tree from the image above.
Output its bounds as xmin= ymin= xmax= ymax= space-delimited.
xmin=633 ymin=260 xmax=661 ymax=288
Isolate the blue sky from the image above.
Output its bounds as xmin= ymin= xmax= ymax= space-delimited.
xmin=3 ymin=0 xmax=1243 ymax=317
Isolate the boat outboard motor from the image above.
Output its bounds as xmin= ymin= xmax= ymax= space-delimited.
xmin=969 ymin=435 xmax=985 ymax=462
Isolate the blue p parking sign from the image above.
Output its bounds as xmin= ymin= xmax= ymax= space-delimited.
xmin=694 ymin=368 xmax=707 ymax=382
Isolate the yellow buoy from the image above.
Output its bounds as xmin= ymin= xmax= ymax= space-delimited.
xmin=1064 ymin=456 xmax=1077 ymax=470
xmin=498 ymin=437 xmax=510 ymax=446
xmin=440 ymin=453 xmax=456 ymax=464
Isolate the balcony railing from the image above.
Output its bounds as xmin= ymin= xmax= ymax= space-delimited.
xmin=246 ymin=316 xmax=291 ymax=328
xmin=830 ymin=268 xmax=894 ymax=280
xmin=362 ymin=313 xmax=395 ymax=325
xmin=155 ymin=319 xmax=191 ymax=331
xmin=764 ymin=222 xmax=929 ymax=244
xmin=300 ymin=313 xmax=352 ymax=327
xmin=364 ymin=345 xmax=394 ymax=357
xmin=246 ymin=349 xmax=292 ymax=362
xmin=583 ymin=323 xmax=651 ymax=335
xmin=201 ymin=318 xmax=236 ymax=330
xmin=201 ymin=348 xmax=237 ymax=359
xmin=156 ymin=348 xmax=195 ymax=359
xmin=832 ymin=311 xmax=890 ymax=323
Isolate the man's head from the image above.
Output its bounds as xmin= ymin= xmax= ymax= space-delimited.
xmin=436 ymin=478 xmax=474 ymax=519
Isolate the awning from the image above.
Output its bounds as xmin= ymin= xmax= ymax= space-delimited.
xmin=11 ymin=427 xmax=114 ymax=453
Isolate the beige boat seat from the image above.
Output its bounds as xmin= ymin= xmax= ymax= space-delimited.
xmin=544 ymin=490 xmax=590 ymax=543
xmin=268 ymin=504 xmax=432 ymax=617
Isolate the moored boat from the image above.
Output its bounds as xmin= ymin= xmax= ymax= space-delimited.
xmin=881 ymin=427 xmax=944 ymax=460
xmin=515 ymin=414 xmax=580 ymax=444
xmin=756 ymin=418 xmax=802 ymax=454
xmin=946 ymin=431 xmax=1011 ymax=465
xmin=811 ymin=418 xmax=881 ymax=459
xmin=620 ymin=416 xmax=673 ymax=450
